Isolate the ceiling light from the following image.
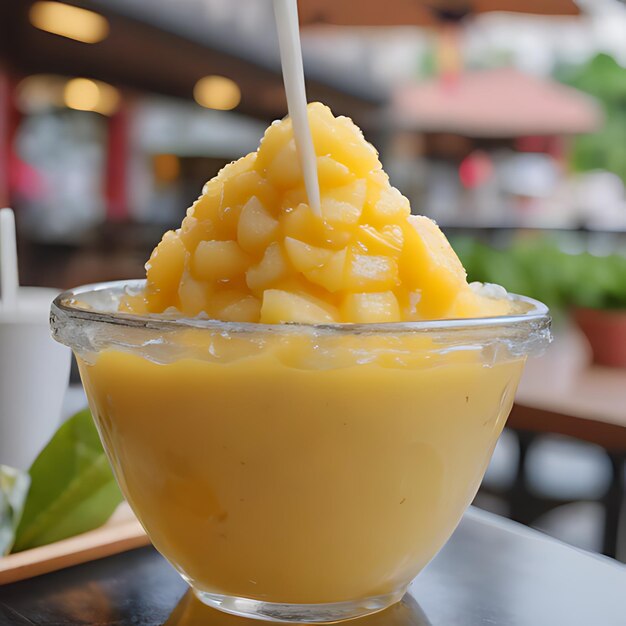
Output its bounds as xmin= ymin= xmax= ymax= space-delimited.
xmin=64 ymin=78 xmax=120 ymax=116
xmin=29 ymin=2 xmax=109 ymax=44
xmin=193 ymin=76 xmax=241 ymax=111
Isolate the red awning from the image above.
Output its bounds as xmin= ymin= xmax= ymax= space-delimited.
xmin=392 ymin=68 xmax=602 ymax=137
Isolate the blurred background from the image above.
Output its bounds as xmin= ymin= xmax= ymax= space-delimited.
xmin=1 ymin=0 xmax=625 ymax=560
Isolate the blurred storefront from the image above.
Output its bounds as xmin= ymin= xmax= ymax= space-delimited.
xmin=0 ymin=0 xmax=380 ymax=286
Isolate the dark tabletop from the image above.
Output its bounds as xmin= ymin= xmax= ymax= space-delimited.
xmin=1 ymin=507 xmax=624 ymax=626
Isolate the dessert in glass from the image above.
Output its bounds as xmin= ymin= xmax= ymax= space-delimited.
xmin=51 ymin=104 xmax=551 ymax=623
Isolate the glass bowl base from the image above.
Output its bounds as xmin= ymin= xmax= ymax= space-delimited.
xmin=192 ymin=587 xmax=407 ymax=623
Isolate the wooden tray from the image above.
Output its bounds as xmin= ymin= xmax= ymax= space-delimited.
xmin=0 ymin=504 xmax=150 ymax=585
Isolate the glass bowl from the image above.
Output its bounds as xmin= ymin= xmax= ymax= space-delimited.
xmin=51 ymin=280 xmax=551 ymax=623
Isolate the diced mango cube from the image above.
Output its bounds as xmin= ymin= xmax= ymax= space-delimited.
xmin=365 ymin=185 xmax=411 ymax=223
xmin=146 ymin=231 xmax=187 ymax=293
xmin=448 ymin=288 xmax=511 ymax=319
xmin=266 ymin=138 xmax=302 ymax=189
xmin=217 ymin=205 xmax=242 ymax=241
xmin=220 ymin=170 xmax=278 ymax=209
xmin=282 ymin=203 xmax=351 ymax=249
xmin=400 ymin=216 xmax=467 ymax=318
xmin=237 ymin=196 xmax=279 ymax=255
xmin=284 ymin=237 xmax=333 ymax=273
xmin=190 ymin=186 xmax=221 ymax=221
xmin=119 ymin=293 xmax=148 ymax=315
xmin=281 ymin=188 xmax=308 ymax=212
xmin=256 ymin=119 xmax=292 ymax=175
xmin=178 ymin=272 xmax=211 ymax=316
xmin=322 ymin=226 xmax=353 ymax=249
xmin=304 ymin=248 xmax=347 ymax=293
xmin=246 ymin=242 xmax=291 ymax=293
xmin=340 ymin=292 xmax=401 ymax=323
xmin=317 ymin=156 xmax=355 ymax=188
xmin=221 ymin=295 xmax=262 ymax=322
xmin=381 ymin=225 xmax=404 ymax=249
xmin=180 ymin=216 xmax=217 ymax=252
xmin=365 ymin=169 xmax=390 ymax=200
xmin=192 ymin=241 xmax=249 ymax=282
xmin=320 ymin=198 xmax=360 ymax=227
xmin=144 ymin=231 xmax=188 ymax=312
xmin=320 ymin=179 xmax=366 ymax=226
xmin=217 ymin=152 xmax=256 ymax=183
xmin=345 ymin=249 xmax=399 ymax=292
xmin=260 ymin=290 xmax=338 ymax=324
xmin=282 ymin=203 xmax=321 ymax=241
xmin=218 ymin=171 xmax=273 ymax=235
xmin=211 ymin=290 xmax=262 ymax=323
xmin=308 ymin=103 xmax=380 ymax=176
xmin=222 ymin=170 xmax=260 ymax=206
xmin=270 ymin=275 xmax=322 ymax=295
xmin=356 ymin=224 xmax=404 ymax=257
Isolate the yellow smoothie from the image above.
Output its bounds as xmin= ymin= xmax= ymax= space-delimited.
xmin=79 ymin=334 xmax=524 ymax=604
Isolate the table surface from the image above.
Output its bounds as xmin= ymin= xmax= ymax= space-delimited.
xmin=1 ymin=507 xmax=624 ymax=626
xmin=511 ymin=328 xmax=626 ymax=452
xmin=516 ymin=328 xmax=626 ymax=428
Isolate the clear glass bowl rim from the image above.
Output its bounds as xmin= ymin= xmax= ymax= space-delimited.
xmin=51 ymin=279 xmax=551 ymax=339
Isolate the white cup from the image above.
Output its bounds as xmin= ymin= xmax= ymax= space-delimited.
xmin=0 ymin=287 xmax=71 ymax=470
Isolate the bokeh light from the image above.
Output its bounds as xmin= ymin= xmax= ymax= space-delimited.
xmin=29 ymin=2 xmax=109 ymax=44
xmin=193 ymin=76 xmax=241 ymax=111
xmin=64 ymin=78 xmax=120 ymax=115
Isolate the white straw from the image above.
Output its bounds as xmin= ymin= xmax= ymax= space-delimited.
xmin=272 ymin=0 xmax=321 ymax=215
xmin=0 ymin=208 xmax=19 ymax=312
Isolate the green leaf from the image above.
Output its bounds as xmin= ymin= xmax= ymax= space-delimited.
xmin=452 ymin=235 xmax=626 ymax=315
xmin=0 ymin=466 xmax=30 ymax=555
xmin=12 ymin=409 xmax=123 ymax=552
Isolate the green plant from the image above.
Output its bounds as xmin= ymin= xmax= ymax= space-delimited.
xmin=555 ymin=53 xmax=626 ymax=183
xmin=454 ymin=236 xmax=626 ymax=315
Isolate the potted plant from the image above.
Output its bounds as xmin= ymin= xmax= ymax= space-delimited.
xmin=455 ymin=235 xmax=626 ymax=368
xmin=568 ymin=252 xmax=626 ymax=368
